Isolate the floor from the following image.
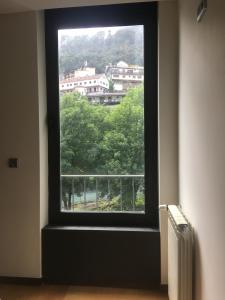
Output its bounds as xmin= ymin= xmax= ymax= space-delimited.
xmin=0 ymin=285 xmax=168 ymax=300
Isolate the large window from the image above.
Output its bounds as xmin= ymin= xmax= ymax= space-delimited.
xmin=45 ymin=2 xmax=158 ymax=227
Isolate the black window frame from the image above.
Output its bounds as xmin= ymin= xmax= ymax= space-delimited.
xmin=45 ymin=2 xmax=159 ymax=228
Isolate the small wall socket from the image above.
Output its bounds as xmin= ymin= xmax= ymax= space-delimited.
xmin=8 ymin=158 xmax=19 ymax=168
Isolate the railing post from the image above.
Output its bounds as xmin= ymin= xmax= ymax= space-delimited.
xmin=96 ymin=177 xmax=99 ymax=209
xmin=132 ymin=177 xmax=135 ymax=211
xmin=72 ymin=178 xmax=75 ymax=211
xmin=84 ymin=178 xmax=86 ymax=206
xmin=108 ymin=178 xmax=110 ymax=200
xmin=60 ymin=176 xmax=63 ymax=210
xmin=120 ymin=178 xmax=123 ymax=211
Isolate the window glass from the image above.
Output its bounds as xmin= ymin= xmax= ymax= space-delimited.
xmin=58 ymin=25 xmax=145 ymax=213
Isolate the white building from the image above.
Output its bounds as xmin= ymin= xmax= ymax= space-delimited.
xmin=65 ymin=67 xmax=96 ymax=80
xmin=74 ymin=67 xmax=95 ymax=78
xmin=59 ymin=74 xmax=109 ymax=95
xmin=105 ymin=61 xmax=144 ymax=91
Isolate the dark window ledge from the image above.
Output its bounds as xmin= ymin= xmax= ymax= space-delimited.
xmin=42 ymin=226 xmax=160 ymax=289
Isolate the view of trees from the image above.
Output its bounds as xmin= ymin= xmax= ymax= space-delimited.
xmin=59 ymin=26 xmax=144 ymax=76
xmin=59 ymin=25 xmax=145 ymax=212
xmin=60 ymin=85 xmax=145 ymax=211
xmin=61 ymin=85 xmax=144 ymax=175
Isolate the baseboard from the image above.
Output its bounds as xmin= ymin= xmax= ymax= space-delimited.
xmin=0 ymin=276 xmax=167 ymax=292
xmin=0 ymin=276 xmax=42 ymax=285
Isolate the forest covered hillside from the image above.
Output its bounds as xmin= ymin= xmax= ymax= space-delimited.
xmin=59 ymin=26 xmax=144 ymax=76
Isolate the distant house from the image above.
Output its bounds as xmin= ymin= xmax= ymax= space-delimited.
xmin=59 ymin=74 xmax=109 ymax=95
xmin=105 ymin=61 xmax=144 ymax=92
xmin=65 ymin=66 xmax=96 ymax=80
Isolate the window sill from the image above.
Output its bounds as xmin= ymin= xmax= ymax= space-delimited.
xmin=44 ymin=225 xmax=159 ymax=232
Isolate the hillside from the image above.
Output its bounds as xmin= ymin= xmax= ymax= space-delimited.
xmin=59 ymin=26 xmax=144 ymax=76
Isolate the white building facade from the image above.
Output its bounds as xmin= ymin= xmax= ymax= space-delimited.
xmin=105 ymin=61 xmax=144 ymax=92
xmin=59 ymin=74 xmax=109 ymax=95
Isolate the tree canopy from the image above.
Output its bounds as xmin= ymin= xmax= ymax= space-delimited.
xmin=60 ymin=85 xmax=144 ymax=211
xmin=60 ymin=85 xmax=144 ymax=176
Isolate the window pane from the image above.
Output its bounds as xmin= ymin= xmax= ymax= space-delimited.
xmin=58 ymin=25 xmax=145 ymax=213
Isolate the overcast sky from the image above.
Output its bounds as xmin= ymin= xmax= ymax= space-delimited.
xmin=58 ymin=25 xmax=143 ymax=45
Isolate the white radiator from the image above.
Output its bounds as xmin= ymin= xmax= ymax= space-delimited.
xmin=167 ymin=205 xmax=193 ymax=300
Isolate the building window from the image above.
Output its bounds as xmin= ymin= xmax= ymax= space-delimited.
xmin=45 ymin=2 xmax=158 ymax=227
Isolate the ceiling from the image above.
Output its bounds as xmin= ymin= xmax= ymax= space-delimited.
xmin=0 ymin=0 xmax=171 ymax=14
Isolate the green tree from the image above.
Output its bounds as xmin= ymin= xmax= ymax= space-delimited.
xmin=60 ymin=85 xmax=144 ymax=210
xmin=108 ymin=80 xmax=115 ymax=92
xmin=60 ymin=92 xmax=108 ymax=175
xmin=99 ymin=85 xmax=144 ymax=209
xmin=100 ymin=85 xmax=144 ymax=175
xmin=60 ymin=92 xmax=108 ymax=209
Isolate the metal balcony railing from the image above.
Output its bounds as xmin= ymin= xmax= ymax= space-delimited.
xmin=61 ymin=175 xmax=144 ymax=212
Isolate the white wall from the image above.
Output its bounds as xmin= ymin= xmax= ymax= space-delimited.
xmin=158 ymin=0 xmax=179 ymax=284
xmin=0 ymin=1 xmax=178 ymax=279
xmin=178 ymin=0 xmax=225 ymax=299
xmin=0 ymin=11 xmax=47 ymax=278
xmin=36 ymin=12 xmax=48 ymax=231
